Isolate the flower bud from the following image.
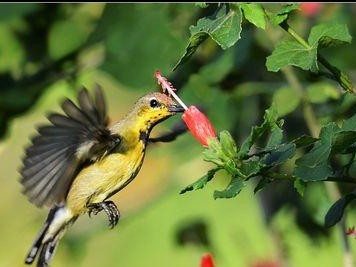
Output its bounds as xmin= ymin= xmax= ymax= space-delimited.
xmin=182 ymin=106 xmax=216 ymax=147
xmin=200 ymin=253 xmax=215 ymax=267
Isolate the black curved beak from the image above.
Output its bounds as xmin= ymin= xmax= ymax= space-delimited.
xmin=168 ymin=104 xmax=185 ymax=113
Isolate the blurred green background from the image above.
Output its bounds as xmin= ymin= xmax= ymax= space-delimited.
xmin=1 ymin=3 xmax=356 ymax=267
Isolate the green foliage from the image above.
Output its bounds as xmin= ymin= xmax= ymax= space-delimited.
xmin=308 ymin=23 xmax=352 ymax=49
xmin=174 ymin=4 xmax=242 ymax=70
xmin=265 ymin=3 xmax=300 ymax=26
xmin=325 ymin=191 xmax=356 ymax=227
xmin=266 ymin=40 xmax=317 ymax=72
xmin=213 ymin=176 xmax=244 ymax=199
xmin=181 ymin=106 xmax=294 ymax=199
xmin=180 ymin=167 xmax=221 ymax=194
xmin=239 ymin=3 xmax=266 ymax=29
xmin=266 ymin=23 xmax=352 ymax=73
xmin=295 ymin=124 xmax=336 ymax=182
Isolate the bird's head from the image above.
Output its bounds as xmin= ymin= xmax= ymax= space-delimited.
xmin=121 ymin=92 xmax=184 ymax=136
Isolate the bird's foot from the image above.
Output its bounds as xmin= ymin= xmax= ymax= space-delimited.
xmin=87 ymin=201 xmax=120 ymax=229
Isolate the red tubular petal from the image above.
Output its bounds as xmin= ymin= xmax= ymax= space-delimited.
xmin=182 ymin=106 xmax=216 ymax=146
xmin=201 ymin=254 xmax=215 ymax=267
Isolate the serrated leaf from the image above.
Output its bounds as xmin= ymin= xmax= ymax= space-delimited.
xmin=325 ymin=191 xmax=356 ymax=227
xmin=267 ymin=22 xmax=352 ymax=74
xmin=214 ymin=176 xmax=244 ymax=199
xmin=266 ymin=3 xmax=300 ymax=26
xmin=308 ymin=23 xmax=352 ymax=49
xmin=266 ymin=40 xmax=316 ymax=72
xmin=306 ymin=82 xmax=340 ymax=104
xmin=240 ymin=3 xmax=266 ymax=29
xmin=238 ymin=105 xmax=279 ymax=158
xmin=273 ymin=87 xmax=302 ymax=117
xmin=174 ymin=5 xmax=242 ymax=70
xmin=180 ymin=167 xmax=221 ymax=194
xmin=294 ymin=123 xmax=338 ymax=181
xmin=294 ymin=178 xmax=307 ymax=197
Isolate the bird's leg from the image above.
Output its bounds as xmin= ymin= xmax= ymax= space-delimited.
xmin=87 ymin=200 xmax=120 ymax=229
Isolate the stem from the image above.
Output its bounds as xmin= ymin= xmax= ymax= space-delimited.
xmin=280 ymin=21 xmax=354 ymax=93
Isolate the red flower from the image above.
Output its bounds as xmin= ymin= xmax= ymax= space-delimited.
xmin=200 ymin=253 xmax=215 ymax=267
xmin=182 ymin=105 xmax=216 ymax=147
xmin=300 ymin=3 xmax=323 ymax=17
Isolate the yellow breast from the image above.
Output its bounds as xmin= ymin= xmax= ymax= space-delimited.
xmin=66 ymin=142 xmax=145 ymax=215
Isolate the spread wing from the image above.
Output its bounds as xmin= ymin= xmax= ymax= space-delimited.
xmin=20 ymin=85 xmax=121 ymax=208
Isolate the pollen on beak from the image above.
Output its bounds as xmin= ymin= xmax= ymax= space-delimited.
xmin=168 ymin=104 xmax=185 ymax=113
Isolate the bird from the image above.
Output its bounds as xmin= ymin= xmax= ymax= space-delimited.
xmin=19 ymin=85 xmax=185 ymax=267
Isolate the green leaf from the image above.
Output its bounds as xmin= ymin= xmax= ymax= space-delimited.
xmin=294 ymin=178 xmax=307 ymax=197
xmin=262 ymin=143 xmax=296 ymax=167
xmin=180 ymin=168 xmax=221 ymax=194
xmin=294 ymin=123 xmax=337 ymax=181
xmin=306 ymin=82 xmax=340 ymax=104
xmin=267 ymin=23 xmax=352 ymax=73
xmin=272 ymin=87 xmax=301 ymax=117
xmin=325 ymin=191 xmax=356 ymax=227
xmin=292 ymin=135 xmax=319 ymax=148
xmin=308 ymin=23 xmax=352 ymax=49
xmin=219 ymin=130 xmax=238 ymax=159
xmin=240 ymin=160 xmax=264 ymax=178
xmin=174 ymin=5 xmax=242 ymax=70
xmin=266 ymin=40 xmax=316 ymax=72
xmin=332 ymin=131 xmax=356 ymax=154
xmin=238 ymin=104 xmax=279 ymax=158
xmin=214 ymin=176 xmax=245 ymax=199
xmin=331 ymin=114 xmax=356 ymax=153
xmin=266 ymin=3 xmax=300 ymax=26
xmin=265 ymin=127 xmax=284 ymax=150
xmin=173 ymin=33 xmax=208 ymax=71
xmin=239 ymin=3 xmax=266 ymax=29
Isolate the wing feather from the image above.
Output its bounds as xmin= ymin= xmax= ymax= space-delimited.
xmin=20 ymin=85 xmax=119 ymax=208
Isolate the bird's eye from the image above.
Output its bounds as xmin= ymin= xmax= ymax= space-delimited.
xmin=150 ymin=98 xmax=158 ymax=108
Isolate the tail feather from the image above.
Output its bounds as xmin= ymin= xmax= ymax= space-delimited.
xmin=25 ymin=206 xmax=74 ymax=266
xmin=25 ymin=207 xmax=58 ymax=264
xmin=37 ymin=239 xmax=59 ymax=267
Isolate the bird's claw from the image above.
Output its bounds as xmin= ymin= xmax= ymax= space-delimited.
xmin=87 ymin=201 xmax=120 ymax=229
